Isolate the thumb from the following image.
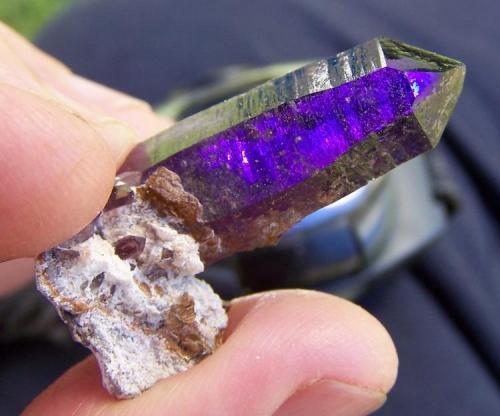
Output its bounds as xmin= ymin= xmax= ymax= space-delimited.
xmin=274 ymin=379 xmax=385 ymax=416
xmin=0 ymin=84 xmax=135 ymax=260
xmin=23 ymin=291 xmax=397 ymax=416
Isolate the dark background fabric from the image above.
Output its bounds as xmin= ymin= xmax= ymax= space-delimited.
xmin=1 ymin=0 xmax=499 ymax=414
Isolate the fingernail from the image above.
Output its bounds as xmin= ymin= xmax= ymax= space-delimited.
xmin=275 ymin=379 xmax=387 ymax=416
xmin=93 ymin=118 xmax=138 ymax=166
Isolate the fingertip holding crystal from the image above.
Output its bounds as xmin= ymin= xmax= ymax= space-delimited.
xmin=117 ymin=38 xmax=465 ymax=261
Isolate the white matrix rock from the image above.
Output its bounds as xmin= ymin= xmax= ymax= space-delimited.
xmin=36 ymin=180 xmax=227 ymax=398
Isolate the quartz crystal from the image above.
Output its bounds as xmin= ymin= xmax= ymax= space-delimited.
xmin=121 ymin=37 xmax=465 ymax=262
xmin=36 ymin=38 xmax=465 ymax=398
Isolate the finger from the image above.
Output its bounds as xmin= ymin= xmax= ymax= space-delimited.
xmin=0 ymin=84 xmax=134 ymax=260
xmin=0 ymin=258 xmax=34 ymax=296
xmin=274 ymin=379 xmax=385 ymax=416
xmin=0 ymin=29 xmax=44 ymax=93
xmin=0 ymin=21 xmax=171 ymax=139
xmin=0 ymin=22 xmax=167 ymax=294
xmin=0 ymin=20 xmax=71 ymax=81
xmin=0 ymin=23 xmax=138 ymax=167
xmin=51 ymin=75 xmax=172 ymax=139
xmin=24 ymin=290 xmax=398 ymax=416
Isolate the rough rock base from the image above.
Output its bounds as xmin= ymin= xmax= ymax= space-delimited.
xmin=35 ymin=178 xmax=227 ymax=398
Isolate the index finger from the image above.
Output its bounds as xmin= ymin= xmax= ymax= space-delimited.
xmin=0 ymin=84 xmax=117 ymax=260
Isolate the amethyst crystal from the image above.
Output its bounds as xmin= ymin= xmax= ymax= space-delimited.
xmin=120 ymin=38 xmax=465 ymax=261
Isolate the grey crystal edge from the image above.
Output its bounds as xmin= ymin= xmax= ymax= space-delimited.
xmin=136 ymin=38 xmax=391 ymax=169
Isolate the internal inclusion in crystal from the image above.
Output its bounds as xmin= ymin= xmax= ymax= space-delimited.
xmin=157 ymin=67 xmax=440 ymax=218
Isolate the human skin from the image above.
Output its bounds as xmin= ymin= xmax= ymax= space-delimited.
xmin=0 ymin=21 xmax=398 ymax=416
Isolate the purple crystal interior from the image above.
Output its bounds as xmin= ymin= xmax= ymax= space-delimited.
xmin=152 ymin=67 xmax=430 ymax=221
xmin=112 ymin=39 xmax=465 ymax=259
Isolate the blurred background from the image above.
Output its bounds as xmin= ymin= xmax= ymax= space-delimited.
xmin=0 ymin=0 xmax=70 ymax=38
xmin=0 ymin=0 xmax=499 ymax=415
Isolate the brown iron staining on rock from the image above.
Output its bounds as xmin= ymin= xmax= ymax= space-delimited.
xmin=138 ymin=281 xmax=152 ymax=296
xmin=160 ymin=293 xmax=210 ymax=361
xmin=35 ymin=167 xmax=228 ymax=399
xmin=139 ymin=167 xmax=204 ymax=224
xmin=139 ymin=167 xmax=221 ymax=263
xmin=37 ymin=267 xmax=90 ymax=314
xmin=138 ymin=168 xmax=312 ymax=262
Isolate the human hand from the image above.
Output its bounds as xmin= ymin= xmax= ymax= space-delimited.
xmin=0 ymin=22 xmax=398 ymax=416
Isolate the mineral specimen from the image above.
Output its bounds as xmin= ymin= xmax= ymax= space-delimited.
xmin=36 ymin=179 xmax=227 ymax=398
xmin=36 ymin=38 xmax=465 ymax=399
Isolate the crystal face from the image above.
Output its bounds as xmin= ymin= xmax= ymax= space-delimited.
xmin=119 ymin=38 xmax=465 ymax=260
xmin=162 ymin=67 xmax=416 ymax=217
